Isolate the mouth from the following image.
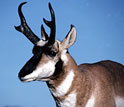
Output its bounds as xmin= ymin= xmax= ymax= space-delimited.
xmin=37 ymin=77 xmax=50 ymax=81
xmin=18 ymin=70 xmax=53 ymax=82
xmin=19 ymin=76 xmax=50 ymax=82
xmin=19 ymin=76 xmax=36 ymax=82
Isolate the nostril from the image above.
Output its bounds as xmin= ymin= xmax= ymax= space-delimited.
xmin=18 ymin=70 xmax=25 ymax=81
xmin=18 ymin=65 xmax=34 ymax=81
xmin=18 ymin=69 xmax=25 ymax=78
xmin=18 ymin=67 xmax=29 ymax=80
xmin=18 ymin=69 xmax=30 ymax=82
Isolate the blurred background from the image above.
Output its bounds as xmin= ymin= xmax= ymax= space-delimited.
xmin=0 ymin=0 xmax=124 ymax=107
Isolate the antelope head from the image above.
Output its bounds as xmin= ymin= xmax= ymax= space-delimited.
xmin=15 ymin=2 xmax=76 ymax=82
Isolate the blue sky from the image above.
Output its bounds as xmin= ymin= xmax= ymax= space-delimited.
xmin=0 ymin=0 xmax=124 ymax=107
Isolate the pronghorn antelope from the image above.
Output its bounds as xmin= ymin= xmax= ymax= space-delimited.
xmin=15 ymin=2 xmax=124 ymax=107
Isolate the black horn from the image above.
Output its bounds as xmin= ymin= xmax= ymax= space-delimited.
xmin=15 ymin=2 xmax=40 ymax=45
xmin=43 ymin=2 xmax=56 ymax=46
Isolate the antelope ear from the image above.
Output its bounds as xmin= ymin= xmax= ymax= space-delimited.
xmin=61 ymin=25 xmax=76 ymax=49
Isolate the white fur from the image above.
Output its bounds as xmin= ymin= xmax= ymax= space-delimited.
xmin=21 ymin=71 xmax=38 ymax=82
xmin=51 ymin=70 xmax=74 ymax=97
xmin=60 ymin=91 xmax=77 ymax=107
xmin=115 ymin=96 xmax=124 ymax=107
xmin=61 ymin=50 xmax=68 ymax=65
xmin=86 ymin=95 xmax=95 ymax=107
xmin=36 ymin=61 xmax=55 ymax=79
xmin=37 ymin=39 xmax=48 ymax=46
xmin=22 ymin=61 xmax=56 ymax=81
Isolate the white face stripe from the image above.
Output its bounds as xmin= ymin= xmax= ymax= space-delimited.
xmin=51 ymin=70 xmax=75 ymax=97
xmin=35 ymin=61 xmax=56 ymax=79
xmin=86 ymin=95 xmax=95 ymax=107
xmin=115 ymin=96 xmax=124 ymax=107
xmin=60 ymin=91 xmax=77 ymax=107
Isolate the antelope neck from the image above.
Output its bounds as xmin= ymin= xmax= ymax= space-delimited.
xmin=47 ymin=54 xmax=79 ymax=105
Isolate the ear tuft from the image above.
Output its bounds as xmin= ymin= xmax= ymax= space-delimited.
xmin=61 ymin=25 xmax=76 ymax=49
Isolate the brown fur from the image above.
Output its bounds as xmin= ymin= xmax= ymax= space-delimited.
xmin=75 ymin=60 xmax=124 ymax=107
xmin=46 ymin=41 xmax=124 ymax=106
xmin=48 ymin=57 xmax=124 ymax=107
xmin=36 ymin=41 xmax=124 ymax=107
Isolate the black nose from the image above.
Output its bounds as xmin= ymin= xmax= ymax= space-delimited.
xmin=18 ymin=66 xmax=32 ymax=81
xmin=18 ymin=55 xmax=42 ymax=81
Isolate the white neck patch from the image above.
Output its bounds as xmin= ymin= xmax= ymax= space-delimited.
xmin=115 ymin=96 xmax=124 ymax=107
xmin=51 ymin=70 xmax=75 ymax=97
xmin=85 ymin=95 xmax=95 ymax=107
xmin=60 ymin=90 xmax=77 ymax=107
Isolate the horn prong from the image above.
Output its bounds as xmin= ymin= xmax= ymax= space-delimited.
xmin=41 ymin=25 xmax=49 ymax=41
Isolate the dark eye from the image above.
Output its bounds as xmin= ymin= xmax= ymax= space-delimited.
xmin=47 ymin=50 xmax=56 ymax=57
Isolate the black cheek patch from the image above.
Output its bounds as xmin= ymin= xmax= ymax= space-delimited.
xmin=50 ymin=59 xmax=63 ymax=79
xmin=18 ymin=55 xmax=41 ymax=80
